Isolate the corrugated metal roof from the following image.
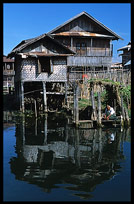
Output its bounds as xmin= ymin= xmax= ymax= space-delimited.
xmin=48 ymin=11 xmax=123 ymax=40
xmin=8 ymin=34 xmax=75 ymax=58
xmin=52 ymin=31 xmax=114 ymax=38
xmin=117 ymin=44 xmax=131 ymax=51
xmin=24 ymin=52 xmax=73 ymax=57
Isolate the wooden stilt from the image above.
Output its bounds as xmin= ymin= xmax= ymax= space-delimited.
xmin=65 ymin=82 xmax=68 ymax=106
xmin=73 ymin=82 xmax=79 ymax=127
xmin=97 ymin=92 xmax=102 ymax=127
xmin=43 ymin=114 xmax=47 ymax=145
xmin=124 ymin=107 xmax=130 ymax=127
xmin=90 ymin=88 xmax=97 ymax=121
xmin=34 ymin=99 xmax=37 ymax=118
xmin=35 ymin=118 xmax=37 ymax=135
xmin=114 ymin=99 xmax=116 ymax=115
xmin=121 ymin=94 xmax=125 ymax=126
xmin=21 ymin=82 xmax=24 ymax=113
xmin=43 ymin=81 xmax=47 ymax=112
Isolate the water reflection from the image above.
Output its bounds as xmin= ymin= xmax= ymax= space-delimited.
xmin=8 ymin=113 xmax=130 ymax=199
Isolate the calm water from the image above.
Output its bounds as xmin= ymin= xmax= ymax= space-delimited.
xmin=3 ymin=111 xmax=131 ymax=201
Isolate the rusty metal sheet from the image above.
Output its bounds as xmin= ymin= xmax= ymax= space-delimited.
xmin=52 ymin=32 xmax=114 ymax=38
xmin=25 ymin=52 xmax=73 ymax=57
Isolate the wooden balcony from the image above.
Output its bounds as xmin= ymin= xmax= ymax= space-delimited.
xmin=67 ymin=56 xmax=112 ymax=67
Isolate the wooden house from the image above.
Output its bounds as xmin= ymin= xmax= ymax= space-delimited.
xmin=3 ymin=55 xmax=15 ymax=94
xmin=8 ymin=11 xmax=122 ymax=112
xmin=117 ymin=41 xmax=131 ymax=69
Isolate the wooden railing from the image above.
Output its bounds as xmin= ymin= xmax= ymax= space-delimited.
xmin=67 ymin=56 xmax=112 ymax=67
xmin=69 ymin=69 xmax=131 ymax=85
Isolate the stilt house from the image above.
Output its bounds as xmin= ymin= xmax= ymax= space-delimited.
xmin=8 ymin=11 xmax=122 ymax=112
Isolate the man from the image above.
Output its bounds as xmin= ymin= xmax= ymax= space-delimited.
xmin=104 ymin=105 xmax=116 ymax=120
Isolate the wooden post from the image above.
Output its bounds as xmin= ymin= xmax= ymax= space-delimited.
xmin=42 ymin=81 xmax=47 ymax=112
xmin=121 ymin=94 xmax=125 ymax=126
xmin=114 ymin=99 xmax=116 ymax=115
xmin=97 ymin=91 xmax=102 ymax=127
xmin=73 ymin=86 xmax=76 ymax=123
xmin=124 ymin=107 xmax=130 ymax=127
xmin=74 ymin=128 xmax=81 ymax=168
xmin=98 ymin=128 xmax=102 ymax=161
xmin=73 ymin=82 xmax=79 ymax=127
xmin=35 ymin=117 xmax=37 ymax=135
xmin=22 ymin=114 xmax=25 ymax=145
xmin=21 ymin=81 xmax=24 ymax=113
xmin=65 ymin=82 xmax=68 ymax=106
xmin=71 ymin=37 xmax=73 ymax=50
xmin=76 ymin=84 xmax=79 ymax=127
xmin=90 ymin=88 xmax=97 ymax=121
xmin=34 ymin=99 xmax=37 ymax=118
xmin=43 ymin=114 xmax=48 ymax=145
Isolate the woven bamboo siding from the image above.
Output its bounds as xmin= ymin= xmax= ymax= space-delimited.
xmin=20 ymin=58 xmax=67 ymax=82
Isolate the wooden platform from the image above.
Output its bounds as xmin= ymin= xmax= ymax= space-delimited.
xmin=78 ymin=120 xmax=94 ymax=128
xmin=101 ymin=119 xmax=121 ymax=127
xmin=77 ymin=119 xmax=121 ymax=129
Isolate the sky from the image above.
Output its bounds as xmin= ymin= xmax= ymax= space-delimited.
xmin=3 ymin=3 xmax=131 ymax=63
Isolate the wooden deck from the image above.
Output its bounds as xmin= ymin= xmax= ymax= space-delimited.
xmin=77 ymin=119 xmax=121 ymax=129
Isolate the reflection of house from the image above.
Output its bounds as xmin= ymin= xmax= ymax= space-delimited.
xmin=3 ymin=55 xmax=15 ymax=94
xmin=7 ymin=11 xmax=122 ymax=112
xmin=117 ymin=41 xmax=131 ymax=69
xmin=9 ymin=114 xmax=125 ymax=196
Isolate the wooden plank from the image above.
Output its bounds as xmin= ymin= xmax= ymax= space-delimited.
xmin=46 ymin=92 xmax=65 ymax=95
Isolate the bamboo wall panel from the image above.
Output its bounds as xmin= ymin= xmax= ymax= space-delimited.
xmin=20 ymin=58 xmax=67 ymax=82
